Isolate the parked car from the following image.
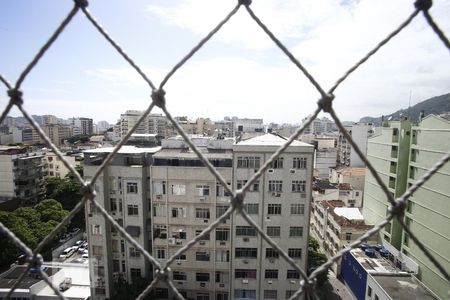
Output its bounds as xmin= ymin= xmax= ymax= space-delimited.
xmin=82 ymin=253 xmax=89 ymax=259
xmin=78 ymin=244 xmax=87 ymax=254
xmin=74 ymin=240 xmax=83 ymax=246
xmin=59 ymin=247 xmax=75 ymax=260
xmin=71 ymin=227 xmax=81 ymax=234
xmin=58 ymin=234 xmax=70 ymax=243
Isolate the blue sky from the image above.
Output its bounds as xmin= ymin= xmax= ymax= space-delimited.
xmin=1 ymin=0 xmax=449 ymax=124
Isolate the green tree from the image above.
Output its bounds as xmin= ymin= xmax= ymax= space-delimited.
xmin=34 ymin=199 xmax=68 ymax=223
xmin=308 ymin=236 xmax=329 ymax=287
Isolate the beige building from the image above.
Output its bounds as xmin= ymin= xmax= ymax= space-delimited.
xmin=43 ymin=152 xmax=80 ymax=178
xmin=120 ymin=110 xmax=167 ymax=138
xmin=329 ymin=167 xmax=366 ymax=191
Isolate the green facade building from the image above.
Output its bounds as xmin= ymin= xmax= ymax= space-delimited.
xmin=363 ymin=115 xmax=449 ymax=299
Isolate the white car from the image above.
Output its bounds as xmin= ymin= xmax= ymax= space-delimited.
xmin=59 ymin=247 xmax=75 ymax=260
xmin=82 ymin=253 xmax=89 ymax=259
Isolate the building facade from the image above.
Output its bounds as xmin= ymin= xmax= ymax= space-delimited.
xmin=362 ymin=115 xmax=450 ymax=299
xmin=120 ymin=110 xmax=167 ymax=138
xmin=337 ymin=123 xmax=375 ymax=167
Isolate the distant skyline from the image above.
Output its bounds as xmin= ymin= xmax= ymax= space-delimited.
xmin=1 ymin=0 xmax=449 ymax=124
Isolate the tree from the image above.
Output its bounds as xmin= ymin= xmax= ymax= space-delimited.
xmin=308 ymin=236 xmax=329 ymax=287
xmin=34 ymin=199 xmax=68 ymax=223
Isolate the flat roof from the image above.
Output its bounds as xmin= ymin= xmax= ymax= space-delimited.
xmin=372 ymin=275 xmax=438 ymax=300
xmin=153 ymin=148 xmax=232 ymax=159
xmin=84 ymin=145 xmax=161 ymax=154
xmin=236 ymin=133 xmax=312 ymax=147
xmin=351 ymin=248 xmax=402 ymax=274
xmin=334 ymin=207 xmax=364 ymax=221
xmin=0 ymin=265 xmax=60 ymax=290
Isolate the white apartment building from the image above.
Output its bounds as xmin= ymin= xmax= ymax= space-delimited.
xmin=84 ymin=146 xmax=160 ymax=300
xmin=232 ymin=117 xmax=264 ymax=136
xmin=337 ymin=123 xmax=375 ymax=167
xmin=301 ymin=116 xmax=336 ymax=135
xmin=120 ymin=110 xmax=167 ymax=138
xmin=151 ymin=136 xmax=234 ymax=300
xmin=71 ymin=117 xmax=93 ymax=136
xmin=84 ymin=133 xmax=314 ymax=300
xmin=231 ymin=134 xmax=314 ymax=300
xmin=43 ymin=151 xmax=80 ymax=178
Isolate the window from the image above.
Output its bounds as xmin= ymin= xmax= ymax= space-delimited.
xmin=236 ymin=226 xmax=257 ymax=236
xmin=216 ymin=182 xmax=232 ymax=197
xmin=92 ymin=245 xmax=103 ymax=256
xmin=216 ymin=250 xmax=230 ymax=262
xmin=237 ymin=180 xmax=246 ymax=190
xmin=345 ymin=233 xmax=352 ymax=241
xmin=196 ymin=272 xmax=210 ymax=282
xmin=216 ymin=293 xmax=229 ymax=300
xmin=268 ymin=180 xmax=283 ymax=192
xmin=156 ymin=248 xmax=166 ymax=259
xmin=289 ymin=226 xmax=303 ymax=237
xmin=216 ymin=271 xmax=229 ymax=283
xmin=263 ymin=290 xmax=277 ymax=299
xmin=266 ymin=226 xmax=280 ymax=237
xmin=216 ymin=228 xmax=230 ymax=241
xmin=265 ymin=248 xmax=279 ymax=259
xmin=173 ymin=271 xmax=187 ymax=281
xmin=127 ymin=182 xmax=138 ymax=194
xmin=404 ymin=233 xmax=409 ymax=246
xmin=91 ymin=224 xmax=101 ymax=235
xmin=154 ymin=225 xmax=167 ymax=239
xmin=367 ymin=286 xmax=372 ymax=297
xmin=269 ymin=157 xmax=283 ymax=169
xmin=197 ymin=293 xmax=210 ymax=300
xmin=216 ymin=205 xmax=229 ymax=218
xmin=268 ymin=204 xmax=282 ymax=215
xmin=235 ymin=269 xmax=257 ymax=279
xmin=113 ymin=259 xmax=120 ymax=272
xmin=237 ymin=180 xmax=260 ymax=192
xmin=171 ymin=207 xmax=187 ymax=218
xmin=121 ymin=240 xmax=125 ymax=253
xmin=153 ymin=181 xmax=166 ymax=195
xmin=235 ymin=248 xmax=257 ymax=258
xmin=244 ymin=203 xmax=259 ymax=214
xmin=130 ymin=268 xmax=141 ymax=279
xmin=196 ymin=185 xmax=210 ymax=196
xmin=129 ymin=247 xmax=140 ymax=257
xmin=237 ymin=156 xmax=260 ymax=169
xmin=195 ymin=230 xmax=210 ymax=240
xmin=293 ymin=157 xmax=307 ymax=169
xmin=153 ymin=203 xmax=167 ymax=217
xmin=110 ymin=198 xmax=117 ymax=211
xmin=127 ymin=204 xmax=138 ymax=216
xmin=288 ymin=248 xmax=302 ymax=259
xmin=291 ymin=180 xmax=306 ymax=192
xmin=287 ymin=270 xmax=300 ymax=279
xmin=175 ymin=253 xmax=187 ymax=261
xmin=234 ymin=289 xmax=256 ymax=299
xmin=291 ymin=204 xmax=305 ymax=215
xmin=171 ymin=183 xmax=186 ymax=195
xmin=264 ymin=269 xmax=278 ymax=279
xmin=196 ymin=208 xmax=210 ymax=219
xmin=196 ymin=251 xmax=210 ymax=261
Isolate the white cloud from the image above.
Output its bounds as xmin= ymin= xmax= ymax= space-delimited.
xmin=78 ymin=0 xmax=450 ymax=123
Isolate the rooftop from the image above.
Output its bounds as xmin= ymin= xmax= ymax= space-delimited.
xmin=336 ymin=167 xmax=365 ymax=177
xmin=0 ymin=265 xmax=59 ymax=290
xmin=313 ymin=180 xmax=338 ymax=190
xmin=372 ymin=274 xmax=438 ymax=300
xmin=84 ymin=145 xmax=161 ymax=154
xmin=153 ymin=147 xmax=232 ymax=160
xmin=236 ymin=133 xmax=312 ymax=147
xmin=334 ymin=207 xmax=364 ymax=221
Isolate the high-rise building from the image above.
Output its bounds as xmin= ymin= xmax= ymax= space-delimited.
xmin=120 ymin=110 xmax=167 ymax=138
xmin=42 ymin=114 xmax=59 ymax=125
xmin=71 ymin=117 xmax=93 ymax=136
xmin=362 ymin=115 xmax=450 ymax=299
xmin=83 ymin=133 xmax=314 ymax=300
xmin=0 ymin=146 xmax=46 ymax=208
xmin=337 ymin=123 xmax=375 ymax=167
xmin=301 ymin=116 xmax=336 ymax=135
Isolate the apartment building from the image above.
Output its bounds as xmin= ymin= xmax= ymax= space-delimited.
xmin=84 ymin=145 xmax=160 ymax=300
xmin=329 ymin=167 xmax=366 ymax=191
xmin=231 ymin=134 xmax=314 ymax=300
xmin=71 ymin=117 xmax=93 ymax=136
xmin=0 ymin=146 xmax=46 ymax=208
xmin=151 ymin=136 xmax=234 ymax=300
xmin=337 ymin=123 xmax=375 ymax=167
xmin=362 ymin=115 xmax=450 ymax=299
xmin=120 ymin=110 xmax=167 ymax=138
xmin=43 ymin=151 xmax=80 ymax=178
xmin=301 ymin=116 xmax=336 ymax=135
xmin=84 ymin=133 xmax=314 ymax=299
xmin=310 ymin=200 xmax=374 ymax=272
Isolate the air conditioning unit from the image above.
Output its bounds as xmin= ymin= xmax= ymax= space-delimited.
xmin=200 ymin=282 xmax=206 ymax=287
xmin=177 ymin=281 xmax=183 ymax=285
xmin=204 ymin=219 xmax=209 ymax=223
xmin=220 ymin=241 xmax=226 ymax=245
xmin=269 ymin=258 xmax=275 ymax=263
xmin=177 ymin=261 xmax=182 ymax=265
xmin=271 ymin=192 xmax=281 ymax=197
xmin=290 ymin=280 xmax=296 ymax=284
xmin=156 ymin=195 xmax=162 ymax=200
xmin=219 ymin=283 xmax=225 ymax=288
xmin=267 ymin=280 xmax=273 ymax=284
xmin=112 ymin=212 xmax=116 ymax=216
xmin=243 ymin=237 xmax=250 ymax=242
xmin=199 ymin=241 xmax=206 ymax=245
xmin=290 ymin=169 xmax=296 ymax=174
xmin=242 ymin=279 xmax=249 ymax=284
xmin=243 ymin=259 xmax=249 ymax=264
xmin=199 ymin=197 xmax=206 ymax=202
xmin=88 ymin=213 xmax=93 ymax=217
xmin=168 ymin=238 xmax=176 ymax=245
xmin=268 ymin=169 xmax=274 ymax=173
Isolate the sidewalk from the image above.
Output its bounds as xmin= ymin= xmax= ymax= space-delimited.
xmin=320 ymin=270 xmax=355 ymax=300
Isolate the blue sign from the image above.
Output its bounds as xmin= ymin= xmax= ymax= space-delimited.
xmin=341 ymin=252 xmax=368 ymax=300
